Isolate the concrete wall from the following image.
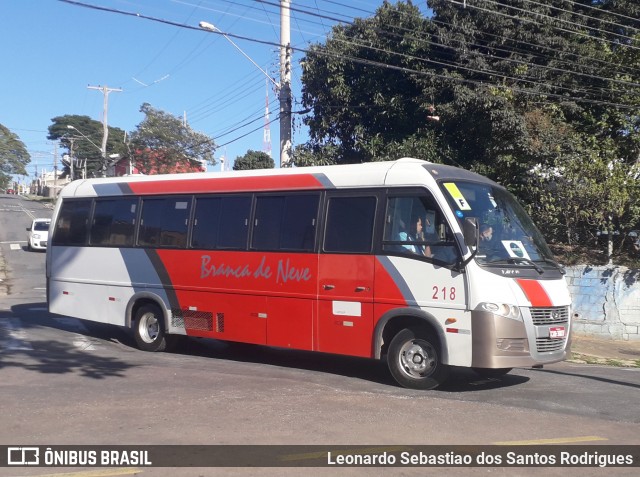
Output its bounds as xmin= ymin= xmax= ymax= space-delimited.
xmin=566 ymin=265 xmax=640 ymax=341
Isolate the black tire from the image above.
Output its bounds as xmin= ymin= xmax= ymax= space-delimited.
xmin=133 ymin=304 xmax=170 ymax=352
xmin=472 ymin=367 xmax=512 ymax=379
xmin=387 ymin=328 xmax=450 ymax=390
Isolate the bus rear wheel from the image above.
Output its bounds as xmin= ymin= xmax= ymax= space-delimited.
xmin=134 ymin=304 xmax=170 ymax=352
xmin=387 ymin=328 xmax=449 ymax=390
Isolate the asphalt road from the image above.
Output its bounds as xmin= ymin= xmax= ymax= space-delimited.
xmin=1 ymin=194 xmax=639 ymax=477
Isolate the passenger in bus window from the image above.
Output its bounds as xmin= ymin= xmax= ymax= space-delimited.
xmin=400 ymin=214 xmax=432 ymax=257
xmin=478 ymin=224 xmax=496 ymax=258
xmin=480 ymin=224 xmax=493 ymax=243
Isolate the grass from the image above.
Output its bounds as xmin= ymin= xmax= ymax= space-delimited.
xmin=569 ymin=352 xmax=640 ymax=368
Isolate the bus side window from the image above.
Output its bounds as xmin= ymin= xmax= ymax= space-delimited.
xmin=324 ymin=196 xmax=376 ymax=254
xmin=90 ymin=198 xmax=137 ymax=247
xmin=52 ymin=199 xmax=92 ymax=246
xmin=138 ymin=197 xmax=191 ymax=248
xmin=191 ymin=196 xmax=222 ymax=249
xmin=217 ymin=195 xmax=252 ymax=250
xmin=382 ymin=193 xmax=460 ymax=265
xmin=252 ymin=194 xmax=319 ymax=252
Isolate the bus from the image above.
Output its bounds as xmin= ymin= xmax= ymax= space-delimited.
xmin=46 ymin=158 xmax=571 ymax=390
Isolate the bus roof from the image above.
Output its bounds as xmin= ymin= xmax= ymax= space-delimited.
xmin=58 ymin=157 xmax=499 ymax=198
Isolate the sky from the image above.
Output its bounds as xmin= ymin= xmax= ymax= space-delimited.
xmin=1 ymin=0 xmax=430 ymax=182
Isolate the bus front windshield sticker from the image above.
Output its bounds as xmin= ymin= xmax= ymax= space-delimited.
xmin=501 ymin=240 xmax=531 ymax=260
xmin=443 ymin=183 xmax=472 ymax=211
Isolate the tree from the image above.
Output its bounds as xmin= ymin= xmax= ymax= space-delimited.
xmin=299 ymin=1 xmax=437 ymax=164
xmin=233 ymin=150 xmax=275 ymax=170
xmin=48 ymin=115 xmax=128 ymax=179
xmin=129 ymin=103 xmax=216 ymax=175
xmin=425 ymin=0 xmax=640 ymax=258
xmin=298 ymin=0 xmax=640 ymax=261
xmin=0 ymin=124 xmax=29 ymax=189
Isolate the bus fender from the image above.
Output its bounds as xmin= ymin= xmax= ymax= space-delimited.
xmin=125 ymin=292 xmax=170 ymax=330
xmin=373 ymin=307 xmax=449 ymax=363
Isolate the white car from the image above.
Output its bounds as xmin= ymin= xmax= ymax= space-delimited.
xmin=27 ymin=218 xmax=51 ymax=251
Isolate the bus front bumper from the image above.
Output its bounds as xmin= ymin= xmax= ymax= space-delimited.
xmin=470 ymin=310 xmax=569 ymax=369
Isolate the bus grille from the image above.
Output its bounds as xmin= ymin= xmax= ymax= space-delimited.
xmin=530 ymin=306 xmax=569 ymax=354
xmin=530 ymin=306 xmax=569 ymax=325
xmin=536 ymin=337 xmax=566 ymax=353
xmin=173 ymin=309 xmax=214 ymax=331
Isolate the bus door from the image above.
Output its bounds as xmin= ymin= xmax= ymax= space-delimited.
xmin=377 ymin=190 xmax=468 ymax=363
xmin=317 ymin=194 xmax=378 ymax=357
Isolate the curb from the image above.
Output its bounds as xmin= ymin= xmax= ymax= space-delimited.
xmin=0 ymin=249 xmax=7 ymax=296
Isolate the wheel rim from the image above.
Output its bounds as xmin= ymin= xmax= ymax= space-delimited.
xmin=397 ymin=339 xmax=437 ymax=379
xmin=139 ymin=312 xmax=160 ymax=343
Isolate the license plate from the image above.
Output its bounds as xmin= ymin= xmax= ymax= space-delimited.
xmin=549 ymin=326 xmax=565 ymax=339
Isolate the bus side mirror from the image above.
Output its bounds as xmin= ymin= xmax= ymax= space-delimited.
xmin=463 ymin=217 xmax=479 ymax=248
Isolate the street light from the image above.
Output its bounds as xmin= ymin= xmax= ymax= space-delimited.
xmin=198 ymin=22 xmax=279 ymax=90
xmin=199 ymin=17 xmax=292 ymax=167
xmin=67 ymin=125 xmax=102 ymax=153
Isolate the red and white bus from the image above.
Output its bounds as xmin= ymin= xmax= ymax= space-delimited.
xmin=46 ymin=158 xmax=571 ymax=389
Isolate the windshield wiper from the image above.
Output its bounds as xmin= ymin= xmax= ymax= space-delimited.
xmin=506 ymin=257 xmax=545 ymax=274
xmin=484 ymin=257 xmax=545 ymax=274
xmin=541 ymin=258 xmax=566 ymax=275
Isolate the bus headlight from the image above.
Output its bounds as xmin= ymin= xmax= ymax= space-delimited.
xmin=479 ymin=302 xmax=521 ymax=321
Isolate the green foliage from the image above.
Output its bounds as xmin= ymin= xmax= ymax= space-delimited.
xmin=300 ymin=1 xmax=435 ymax=164
xmin=0 ymin=124 xmax=29 ymax=188
xmin=233 ymin=150 xmax=275 ymax=170
xmin=48 ymin=115 xmax=128 ymax=178
xmin=129 ymin=103 xmax=216 ymax=175
xmin=298 ymin=0 xmax=640 ymax=263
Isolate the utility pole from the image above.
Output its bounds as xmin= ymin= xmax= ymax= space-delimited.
xmin=53 ymin=143 xmax=58 ymax=197
xmin=199 ymin=3 xmax=291 ymax=167
xmin=88 ymin=84 xmax=122 ymax=177
xmin=263 ymin=79 xmax=272 ymax=158
xmin=68 ymin=137 xmax=75 ymax=181
xmin=280 ymin=0 xmax=292 ymax=167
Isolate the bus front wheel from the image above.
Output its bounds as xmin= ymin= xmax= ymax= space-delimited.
xmin=134 ymin=304 xmax=170 ymax=352
xmin=387 ymin=328 xmax=450 ymax=390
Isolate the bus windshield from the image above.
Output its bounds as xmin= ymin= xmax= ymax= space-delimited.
xmin=439 ymin=180 xmax=555 ymax=267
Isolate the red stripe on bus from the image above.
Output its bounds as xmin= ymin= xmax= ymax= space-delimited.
xmin=127 ymin=174 xmax=325 ymax=195
xmin=516 ymin=279 xmax=553 ymax=307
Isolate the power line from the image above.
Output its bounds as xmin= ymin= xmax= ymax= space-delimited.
xmin=449 ymin=0 xmax=640 ymax=52
xmin=58 ymin=0 xmax=640 ymax=115
xmin=217 ymin=115 xmax=279 ymax=148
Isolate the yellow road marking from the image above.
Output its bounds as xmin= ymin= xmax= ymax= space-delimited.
xmin=493 ymin=436 xmax=608 ymax=445
xmin=5 ymin=468 xmax=141 ymax=477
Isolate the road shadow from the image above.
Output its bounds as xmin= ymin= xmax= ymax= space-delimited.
xmin=0 ymin=338 xmax=132 ymax=379
xmin=3 ymin=302 xmax=529 ymax=392
xmin=0 ymin=306 xmax=134 ymax=379
xmin=532 ymin=365 xmax=640 ymax=390
xmin=170 ymin=334 xmax=529 ymax=393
